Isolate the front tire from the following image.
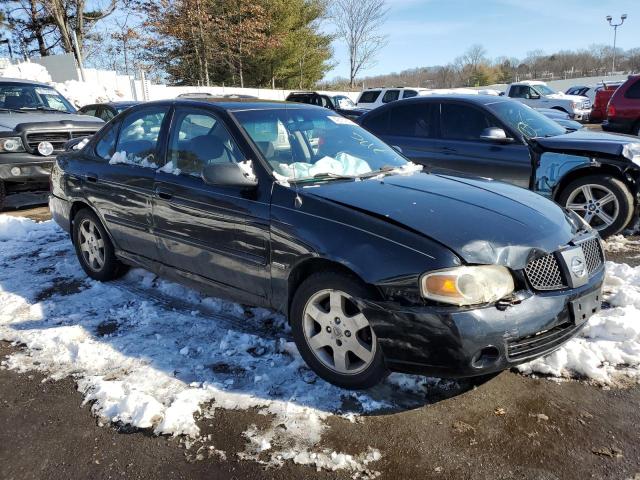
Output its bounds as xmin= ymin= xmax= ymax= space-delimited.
xmin=558 ymin=175 xmax=634 ymax=238
xmin=290 ymin=271 xmax=388 ymax=389
xmin=73 ymin=209 xmax=128 ymax=281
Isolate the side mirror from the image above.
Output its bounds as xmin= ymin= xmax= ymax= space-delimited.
xmin=480 ymin=127 xmax=513 ymax=143
xmin=529 ymin=92 xmax=541 ymax=99
xmin=201 ymin=162 xmax=258 ymax=188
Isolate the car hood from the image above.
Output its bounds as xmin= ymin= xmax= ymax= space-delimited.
xmin=545 ymin=93 xmax=586 ymax=103
xmin=0 ymin=112 xmax=103 ymax=132
xmin=304 ymin=171 xmax=580 ymax=269
xmin=532 ymin=129 xmax=637 ymax=157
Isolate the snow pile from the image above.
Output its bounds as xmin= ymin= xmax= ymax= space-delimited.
xmin=109 ymin=151 xmax=158 ymax=169
xmin=54 ymin=79 xmax=125 ymax=109
xmin=0 ymin=60 xmax=125 ymax=108
xmin=0 ymin=61 xmax=52 ymax=83
xmin=0 ymin=215 xmax=442 ymax=474
xmin=603 ymin=235 xmax=640 ymax=253
xmin=518 ymin=261 xmax=640 ymax=383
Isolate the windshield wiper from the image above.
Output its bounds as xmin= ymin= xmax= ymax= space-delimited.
xmin=358 ymin=165 xmax=400 ymax=179
xmin=20 ymin=107 xmax=71 ymax=113
xmin=290 ymin=172 xmax=356 ymax=183
xmin=0 ymin=107 xmax=26 ymax=113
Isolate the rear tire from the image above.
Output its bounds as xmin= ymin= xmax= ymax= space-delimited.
xmin=73 ymin=209 xmax=128 ymax=281
xmin=290 ymin=271 xmax=388 ymax=389
xmin=558 ymin=175 xmax=634 ymax=238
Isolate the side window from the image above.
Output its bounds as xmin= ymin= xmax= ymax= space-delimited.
xmin=441 ymin=104 xmax=497 ymax=141
xmin=382 ymin=90 xmax=400 ymax=103
xmin=358 ymin=90 xmax=381 ymax=104
xmin=362 ymin=110 xmax=390 ymax=135
xmin=625 ymin=80 xmax=640 ymax=99
xmin=402 ymin=90 xmax=418 ymax=99
xmin=100 ymin=107 xmax=115 ymax=122
xmin=113 ymin=107 xmax=169 ymax=167
xmin=95 ymin=120 xmax=121 ymax=160
xmin=80 ymin=106 xmax=98 ymax=117
xmin=508 ymin=86 xmax=525 ymax=98
xmin=389 ymin=103 xmax=435 ymax=138
xmin=164 ymin=108 xmax=243 ymax=177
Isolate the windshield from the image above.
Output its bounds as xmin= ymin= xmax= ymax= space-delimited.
xmin=533 ymin=84 xmax=556 ymax=96
xmin=487 ymin=101 xmax=567 ymax=139
xmin=333 ymin=95 xmax=356 ymax=109
xmin=233 ymin=107 xmax=408 ymax=181
xmin=0 ymin=83 xmax=75 ymax=113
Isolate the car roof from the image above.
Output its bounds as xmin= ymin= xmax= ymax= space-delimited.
xmin=130 ymin=98 xmax=320 ymax=112
xmin=0 ymin=77 xmax=52 ymax=87
xmin=376 ymin=94 xmax=514 ymax=106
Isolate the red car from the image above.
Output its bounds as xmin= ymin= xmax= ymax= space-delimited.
xmin=590 ymin=83 xmax=621 ymax=123
xmin=603 ymin=75 xmax=640 ymax=136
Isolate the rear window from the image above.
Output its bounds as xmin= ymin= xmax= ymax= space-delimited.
xmin=624 ymin=79 xmax=640 ymax=99
xmin=359 ymin=90 xmax=381 ymax=103
xmin=382 ymin=90 xmax=400 ymax=103
xmin=402 ymin=90 xmax=418 ymax=99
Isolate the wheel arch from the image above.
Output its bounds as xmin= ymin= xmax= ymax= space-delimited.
xmin=551 ymin=106 xmax=569 ymax=114
xmin=68 ymin=200 xmax=118 ymax=248
xmin=552 ymin=164 xmax=636 ymax=202
xmin=286 ymin=257 xmax=381 ymax=321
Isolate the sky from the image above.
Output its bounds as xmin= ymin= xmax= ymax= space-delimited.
xmin=325 ymin=0 xmax=640 ymax=80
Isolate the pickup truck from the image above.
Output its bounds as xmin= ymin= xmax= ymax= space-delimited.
xmin=0 ymin=78 xmax=104 ymax=210
xmin=504 ymin=81 xmax=591 ymax=121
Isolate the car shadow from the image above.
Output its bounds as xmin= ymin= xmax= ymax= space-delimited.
xmin=0 ymin=220 xmax=490 ymax=424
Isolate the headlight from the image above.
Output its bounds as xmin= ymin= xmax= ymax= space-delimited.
xmin=0 ymin=137 xmax=25 ymax=153
xmin=420 ymin=265 xmax=515 ymax=306
xmin=622 ymin=143 xmax=640 ymax=166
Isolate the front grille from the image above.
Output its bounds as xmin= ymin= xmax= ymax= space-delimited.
xmin=581 ymin=237 xmax=604 ymax=275
xmin=26 ymin=130 xmax=98 ymax=153
xmin=524 ymin=237 xmax=604 ymax=291
xmin=524 ymin=253 xmax=565 ymax=290
xmin=507 ymin=322 xmax=583 ymax=360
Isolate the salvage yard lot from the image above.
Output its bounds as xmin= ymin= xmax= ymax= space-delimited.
xmin=1 ymin=206 xmax=640 ymax=480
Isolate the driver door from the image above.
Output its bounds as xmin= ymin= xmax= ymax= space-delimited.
xmin=152 ymin=106 xmax=271 ymax=301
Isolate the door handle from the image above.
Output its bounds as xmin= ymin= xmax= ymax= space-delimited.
xmin=84 ymin=173 xmax=98 ymax=183
xmin=155 ymin=187 xmax=173 ymax=200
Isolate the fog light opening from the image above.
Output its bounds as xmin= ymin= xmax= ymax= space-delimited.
xmin=10 ymin=166 xmax=21 ymax=176
xmin=471 ymin=346 xmax=500 ymax=369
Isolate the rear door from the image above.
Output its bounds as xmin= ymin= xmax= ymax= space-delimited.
xmin=152 ymin=106 xmax=270 ymax=300
xmin=430 ymin=102 xmax=532 ymax=187
xmin=83 ymin=105 xmax=169 ymax=258
xmin=367 ymin=101 xmax=441 ymax=165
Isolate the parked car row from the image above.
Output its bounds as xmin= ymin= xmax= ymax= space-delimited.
xmin=5 ymin=75 xmax=639 ymax=390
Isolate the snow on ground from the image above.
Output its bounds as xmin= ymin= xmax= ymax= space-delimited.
xmin=1 ymin=215 xmax=639 ymax=475
xmin=0 ymin=215 xmax=446 ymax=477
xmin=518 ymin=261 xmax=640 ymax=383
xmin=603 ymin=234 xmax=640 ymax=253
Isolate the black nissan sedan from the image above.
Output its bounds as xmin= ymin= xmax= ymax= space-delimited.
xmin=49 ymin=99 xmax=604 ymax=389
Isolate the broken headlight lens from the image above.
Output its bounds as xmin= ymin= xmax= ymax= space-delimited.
xmin=0 ymin=137 xmax=25 ymax=153
xmin=420 ymin=265 xmax=515 ymax=306
xmin=622 ymin=143 xmax=640 ymax=166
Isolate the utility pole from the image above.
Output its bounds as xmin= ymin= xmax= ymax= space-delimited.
xmin=606 ymin=14 xmax=628 ymax=74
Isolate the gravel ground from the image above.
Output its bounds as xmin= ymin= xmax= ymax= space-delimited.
xmin=2 ymin=204 xmax=640 ymax=480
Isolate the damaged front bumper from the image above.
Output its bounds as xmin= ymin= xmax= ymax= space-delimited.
xmin=359 ymin=268 xmax=604 ymax=378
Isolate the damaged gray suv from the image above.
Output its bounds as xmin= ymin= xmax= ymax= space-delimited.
xmin=0 ymin=78 xmax=103 ymax=209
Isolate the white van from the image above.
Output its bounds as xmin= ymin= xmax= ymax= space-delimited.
xmin=356 ymin=87 xmax=429 ymax=110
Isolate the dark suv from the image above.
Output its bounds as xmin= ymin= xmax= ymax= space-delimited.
xmin=359 ymin=95 xmax=640 ymax=237
xmin=285 ymin=91 xmax=366 ymax=120
xmin=603 ymin=75 xmax=640 ymax=136
xmin=0 ymin=78 xmax=104 ymax=209
xmin=50 ymin=99 xmax=603 ymax=389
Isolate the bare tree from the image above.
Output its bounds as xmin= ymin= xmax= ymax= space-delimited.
xmin=331 ymin=0 xmax=387 ymax=88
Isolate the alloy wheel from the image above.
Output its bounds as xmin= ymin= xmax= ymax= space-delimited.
xmin=302 ymin=289 xmax=376 ymax=375
xmin=565 ymin=184 xmax=619 ymax=231
xmin=78 ymin=219 xmax=106 ymax=272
